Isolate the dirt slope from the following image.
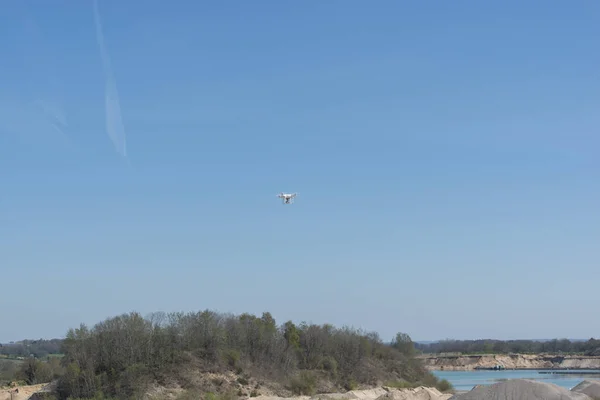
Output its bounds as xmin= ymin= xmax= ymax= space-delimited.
xmin=0 ymin=383 xmax=51 ymax=400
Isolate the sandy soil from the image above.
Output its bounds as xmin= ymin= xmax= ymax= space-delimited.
xmin=0 ymin=383 xmax=51 ymax=400
xmin=253 ymin=386 xmax=452 ymax=400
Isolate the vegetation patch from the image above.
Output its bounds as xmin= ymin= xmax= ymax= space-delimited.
xmin=8 ymin=309 xmax=443 ymax=399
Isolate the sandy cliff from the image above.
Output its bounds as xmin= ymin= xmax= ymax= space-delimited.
xmin=418 ymin=354 xmax=600 ymax=370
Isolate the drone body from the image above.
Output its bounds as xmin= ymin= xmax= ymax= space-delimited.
xmin=277 ymin=192 xmax=297 ymax=204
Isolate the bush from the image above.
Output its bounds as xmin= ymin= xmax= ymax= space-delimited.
xmin=222 ymin=349 xmax=240 ymax=369
xmin=0 ymin=360 xmax=20 ymax=385
xmin=29 ymin=394 xmax=59 ymax=400
xmin=289 ymin=371 xmax=317 ymax=395
xmin=436 ymin=379 xmax=453 ymax=392
xmin=385 ymin=380 xmax=416 ymax=389
xmin=343 ymin=378 xmax=358 ymax=391
xmin=17 ymin=358 xmax=53 ymax=385
xmin=320 ymin=356 xmax=338 ymax=376
xmin=175 ymin=389 xmax=203 ymax=400
xmin=205 ymin=391 xmax=237 ymax=400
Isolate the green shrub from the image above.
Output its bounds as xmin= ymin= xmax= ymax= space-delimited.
xmin=205 ymin=390 xmax=238 ymax=400
xmin=385 ymin=380 xmax=416 ymax=389
xmin=343 ymin=378 xmax=358 ymax=391
xmin=222 ymin=349 xmax=241 ymax=369
xmin=289 ymin=370 xmax=317 ymax=395
xmin=435 ymin=379 xmax=453 ymax=392
xmin=175 ymin=389 xmax=203 ymax=400
xmin=320 ymin=357 xmax=338 ymax=375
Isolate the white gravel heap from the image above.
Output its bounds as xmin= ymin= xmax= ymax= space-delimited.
xmin=449 ymin=379 xmax=592 ymax=400
xmin=571 ymin=380 xmax=600 ymax=399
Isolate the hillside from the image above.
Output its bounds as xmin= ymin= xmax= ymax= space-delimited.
xmin=12 ymin=310 xmax=452 ymax=399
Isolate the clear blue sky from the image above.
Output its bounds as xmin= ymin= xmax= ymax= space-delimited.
xmin=1 ymin=0 xmax=598 ymax=343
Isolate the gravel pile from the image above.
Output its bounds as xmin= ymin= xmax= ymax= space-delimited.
xmin=449 ymin=379 xmax=592 ymax=400
xmin=571 ymin=380 xmax=600 ymax=399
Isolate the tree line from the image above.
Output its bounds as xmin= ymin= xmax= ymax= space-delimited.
xmin=415 ymin=338 xmax=600 ymax=355
xmin=47 ymin=310 xmax=450 ymax=399
xmin=0 ymin=339 xmax=63 ymax=358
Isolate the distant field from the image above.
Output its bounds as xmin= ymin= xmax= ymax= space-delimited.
xmin=0 ymin=356 xmax=22 ymax=363
xmin=0 ymin=353 xmax=63 ymax=362
xmin=0 ymin=358 xmax=22 ymax=385
xmin=0 ymin=360 xmax=22 ymax=366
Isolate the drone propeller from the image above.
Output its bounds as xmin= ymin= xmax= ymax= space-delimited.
xmin=275 ymin=192 xmax=298 ymax=200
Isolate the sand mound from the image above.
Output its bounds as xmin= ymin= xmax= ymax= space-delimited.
xmin=254 ymin=387 xmax=451 ymax=400
xmin=374 ymin=387 xmax=451 ymax=400
xmin=449 ymin=379 xmax=592 ymax=400
xmin=348 ymin=388 xmax=389 ymax=400
xmin=571 ymin=380 xmax=600 ymax=398
xmin=253 ymin=387 xmax=388 ymax=400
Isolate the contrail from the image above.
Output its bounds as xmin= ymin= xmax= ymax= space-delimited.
xmin=93 ymin=0 xmax=127 ymax=159
xmin=15 ymin=13 xmax=76 ymax=150
xmin=32 ymin=97 xmax=76 ymax=151
xmin=33 ymin=98 xmax=67 ymax=127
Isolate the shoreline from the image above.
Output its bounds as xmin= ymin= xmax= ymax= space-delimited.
xmin=429 ymin=368 xmax=600 ymax=372
xmin=419 ymin=353 xmax=600 ymax=371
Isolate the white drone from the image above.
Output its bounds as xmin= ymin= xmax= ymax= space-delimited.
xmin=277 ymin=192 xmax=297 ymax=204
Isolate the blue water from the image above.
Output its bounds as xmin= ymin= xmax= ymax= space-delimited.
xmin=431 ymin=370 xmax=600 ymax=391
